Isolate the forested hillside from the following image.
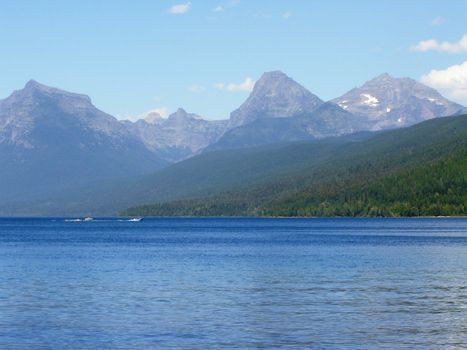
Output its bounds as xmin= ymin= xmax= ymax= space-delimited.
xmin=123 ymin=115 xmax=467 ymax=217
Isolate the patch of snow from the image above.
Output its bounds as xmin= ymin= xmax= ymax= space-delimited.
xmin=338 ymin=100 xmax=348 ymax=109
xmin=397 ymin=117 xmax=403 ymax=123
xmin=386 ymin=107 xmax=391 ymax=113
xmin=361 ymin=93 xmax=379 ymax=107
xmin=427 ymin=98 xmax=444 ymax=106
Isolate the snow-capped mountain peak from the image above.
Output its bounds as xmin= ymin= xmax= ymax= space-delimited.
xmin=333 ymin=74 xmax=463 ymax=130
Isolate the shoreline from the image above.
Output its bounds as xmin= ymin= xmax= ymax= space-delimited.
xmin=0 ymin=215 xmax=465 ymax=219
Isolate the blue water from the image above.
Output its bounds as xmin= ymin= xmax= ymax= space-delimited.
xmin=0 ymin=218 xmax=466 ymax=349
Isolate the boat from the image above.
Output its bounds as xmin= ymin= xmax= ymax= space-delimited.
xmin=84 ymin=217 xmax=94 ymax=222
xmin=128 ymin=218 xmax=142 ymax=222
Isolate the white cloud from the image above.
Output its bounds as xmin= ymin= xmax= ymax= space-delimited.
xmin=146 ymin=107 xmax=170 ymax=118
xmin=123 ymin=107 xmax=170 ymax=122
xmin=421 ymin=61 xmax=467 ymax=104
xmin=281 ymin=11 xmax=292 ymax=19
xmin=211 ymin=0 xmax=239 ymax=13
xmin=188 ymin=84 xmax=206 ymax=93
xmin=214 ymin=77 xmax=255 ymax=92
xmin=212 ymin=5 xmax=224 ymax=12
xmin=168 ymin=2 xmax=191 ymax=14
xmin=411 ymin=39 xmax=439 ymax=52
xmin=431 ymin=16 xmax=444 ymax=26
xmin=410 ymin=34 xmax=467 ymax=53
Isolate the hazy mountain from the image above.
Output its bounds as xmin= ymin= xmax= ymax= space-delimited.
xmin=0 ymin=130 xmax=376 ymax=216
xmin=1 ymin=73 xmax=465 ymax=216
xmin=221 ymin=72 xmax=465 ymax=150
xmin=208 ymin=102 xmax=365 ymax=151
xmin=3 ymin=111 xmax=464 ymax=216
xmin=228 ymin=71 xmax=324 ymax=129
xmin=126 ymin=108 xmax=227 ymax=162
xmin=333 ymin=73 xmax=464 ymax=130
xmin=296 ymin=102 xmax=366 ymax=138
xmin=209 ymin=71 xmax=365 ymax=151
xmin=0 ymin=80 xmax=167 ymax=201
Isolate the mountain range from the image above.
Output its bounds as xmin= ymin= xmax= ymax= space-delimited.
xmin=124 ymin=108 xmax=227 ymax=162
xmin=0 ymin=71 xmax=465 ymax=215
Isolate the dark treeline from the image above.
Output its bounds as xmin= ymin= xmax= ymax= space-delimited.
xmin=123 ymin=149 xmax=466 ymax=217
xmin=262 ymin=149 xmax=466 ymax=217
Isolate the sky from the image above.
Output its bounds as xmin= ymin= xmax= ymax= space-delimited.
xmin=1 ymin=0 xmax=467 ymax=120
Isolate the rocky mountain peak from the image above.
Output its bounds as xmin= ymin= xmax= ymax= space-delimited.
xmin=170 ymin=108 xmax=188 ymax=118
xmin=362 ymin=73 xmax=418 ymax=90
xmin=228 ymin=70 xmax=323 ymax=128
xmin=0 ymin=80 xmax=129 ymax=149
xmin=370 ymin=72 xmax=393 ymax=82
xmin=17 ymin=79 xmax=92 ymax=103
xmin=126 ymin=107 xmax=228 ymax=162
xmin=333 ymin=73 xmax=464 ymax=130
xmin=166 ymin=108 xmax=204 ymax=123
xmin=255 ymin=70 xmax=289 ymax=85
xmin=24 ymin=79 xmax=46 ymax=90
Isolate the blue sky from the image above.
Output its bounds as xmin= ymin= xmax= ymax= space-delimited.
xmin=1 ymin=0 xmax=467 ymax=120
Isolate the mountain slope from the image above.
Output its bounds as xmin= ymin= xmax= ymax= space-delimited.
xmin=123 ymin=114 xmax=467 ymax=217
xmin=333 ymin=73 xmax=464 ymax=130
xmin=0 ymin=131 xmax=375 ymax=216
xmin=208 ymin=102 xmax=365 ymax=151
xmin=0 ymin=80 xmax=167 ymax=201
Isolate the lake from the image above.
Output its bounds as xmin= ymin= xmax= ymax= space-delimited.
xmin=0 ymin=217 xmax=466 ymax=349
